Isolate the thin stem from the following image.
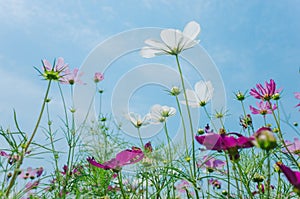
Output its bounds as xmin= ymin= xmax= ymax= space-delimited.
xmin=235 ymin=161 xmax=253 ymax=199
xmin=224 ymin=154 xmax=231 ymax=199
xmin=5 ymin=80 xmax=52 ymax=197
xmin=137 ymin=128 xmax=144 ymax=147
xmin=164 ymin=121 xmax=172 ymax=162
xmin=117 ymin=171 xmax=127 ymax=199
xmin=269 ymin=101 xmax=300 ymax=170
xmin=203 ymin=106 xmax=217 ymax=131
xmin=266 ymin=150 xmax=271 ymax=199
xmin=175 ymin=55 xmax=200 ymax=199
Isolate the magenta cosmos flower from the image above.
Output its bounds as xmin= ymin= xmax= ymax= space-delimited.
xmin=195 ymin=132 xmax=254 ymax=161
xmin=87 ymin=147 xmax=144 ymax=171
xmin=249 ymin=101 xmax=277 ymax=115
xmin=276 ymin=162 xmax=300 ymax=193
xmin=250 ymin=79 xmax=279 ymax=101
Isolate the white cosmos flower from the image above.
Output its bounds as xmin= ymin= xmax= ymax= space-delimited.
xmin=182 ymin=81 xmax=214 ymax=107
xmin=127 ymin=112 xmax=151 ymax=128
xmin=140 ymin=21 xmax=201 ymax=58
xmin=150 ymin=104 xmax=176 ymax=124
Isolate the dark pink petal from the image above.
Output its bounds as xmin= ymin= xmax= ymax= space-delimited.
xmin=0 ymin=151 xmax=10 ymax=158
xmin=277 ymin=162 xmax=300 ymax=190
xmin=236 ymin=136 xmax=254 ymax=148
xmin=195 ymin=133 xmax=224 ymax=150
xmin=249 ymin=105 xmax=260 ymax=114
xmin=87 ymin=157 xmax=110 ymax=170
xmin=223 ymin=136 xmax=237 ymax=149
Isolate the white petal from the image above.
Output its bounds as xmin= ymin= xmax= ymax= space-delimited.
xmin=194 ymin=81 xmax=206 ymax=100
xmin=168 ymin=107 xmax=176 ymax=116
xmin=145 ymin=39 xmax=168 ymax=51
xmin=160 ymin=29 xmax=183 ymax=50
xmin=181 ymin=39 xmax=200 ymax=50
xmin=183 ymin=21 xmax=201 ymax=40
xmin=140 ymin=47 xmax=164 ymax=58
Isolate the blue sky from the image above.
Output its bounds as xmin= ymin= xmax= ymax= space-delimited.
xmin=1 ymin=0 xmax=300 ymax=148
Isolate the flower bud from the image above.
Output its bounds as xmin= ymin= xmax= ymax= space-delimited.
xmin=235 ymin=91 xmax=245 ymax=101
xmin=272 ymin=93 xmax=280 ymax=100
xmin=170 ymin=86 xmax=181 ymax=96
xmin=253 ymin=127 xmax=277 ymax=150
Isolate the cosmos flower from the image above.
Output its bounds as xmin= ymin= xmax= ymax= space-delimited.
xmin=127 ymin=112 xmax=151 ymax=128
xmin=181 ymin=80 xmax=214 ymax=107
xmin=94 ymin=72 xmax=104 ymax=83
xmin=18 ymin=167 xmax=43 ymax=179
xmin=249 ymin=79 xmax=280 ymax=101
xmin=87 ymin=147 xmax=144 ymax=171
xmin=61 ymin=68 xmax=84 ymax=85
xmin=284 ymin=138 xmax=300 ymax=155
xmin=209 ymin=178 xmax=221 ymax=189
xmin=195 ymin=132 xmax=254 ymax=161
xmin=40 ymin=57 xmax=69 ymax=81
xmin=249 ymin=101 xmax=277 ymax=115
xmin=294 ymin=92 xmax=300 ymax=111
xmin=144 ymin=141 xmax=153 ymax=153
xmin=197 ymin=155 xmax=225 ymax=172
xmin=276 ymin=162 xmax=300 ymax=193
xmin=140 ymin=21 xmax=200 ymax=58
xmin=150 ymin=104 xmax=176 ymax=124
xmin=195 ymin=132 xmax=254 ymax=151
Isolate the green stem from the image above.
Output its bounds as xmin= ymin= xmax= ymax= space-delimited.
xmin=203 ymin=106 xmax=217 ymax=131
xmin=46 ymin=102 xmax=60 ymax=190
xmin=235 ymin=161 xmax=253 ymax=199
xmin=5 ymin=80 xmax=52 ymax=197
xmin=267 ymin=150 xmax=271 ymax=199
xmin=117 ymin=171 xmax=127 ymax=199
xmin=225 ymin=154 xmax=231 ymax=199
xmin=164 ymin=122 xmax=172 ymax=162
xmin=269 ymin=101 xmax=300 ymax=170
xmin=137 ymin=128 xmax=144 ymax=147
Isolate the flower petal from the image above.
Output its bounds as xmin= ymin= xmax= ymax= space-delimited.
xmin=140 ymin=46 xmax=164 ymax=58
xmin=160 ymin=29 xmax=183 ymax=50
xmin=183 ymin=21 xmax=201 ymax=41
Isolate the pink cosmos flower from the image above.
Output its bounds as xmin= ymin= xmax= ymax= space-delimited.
xmin=276 ymin=162 xmax=300 ymax=192
xmin=284 ymin=138 xmax=300 ymax=155
xmin=42 ymin=57 xmax=68 ymax=72
xmin=94 ymin=72 xmax=104 ymax=83
xmin=175 ymin=180 xmax=192 ymax=193
xmin=61 ymin=68 xmax=84 ymax=85
xmin=18 ymin=167 xmax=43 ymax=179
xmin=87 ymin=147 xmax=144 ymax=171
xmin=40 ymin=57 xmax=69 ymax=81
xmin=294 ymin=92 xmax=300 ymax=110
xmin=197 ymin=155 xmax=225 ymax=172
xmin=249 ymin=101 xmax=277 ymax=115
xmin=0 ymin=151 xmax=20 ymax=165
xmin=250 ymin=79 xmax=279 ymax=101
